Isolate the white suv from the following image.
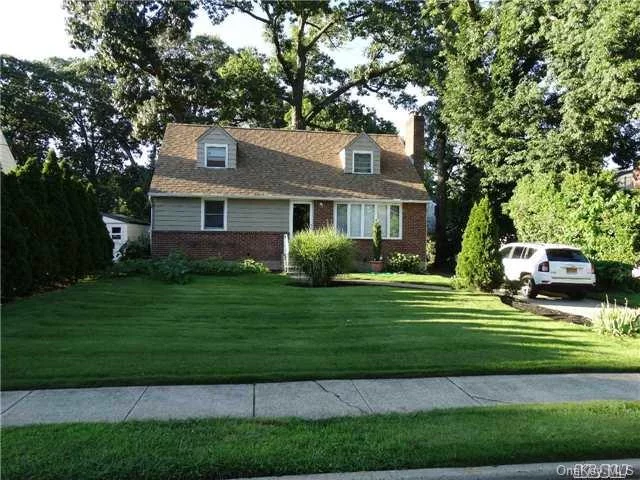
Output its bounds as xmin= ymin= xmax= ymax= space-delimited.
xmin=500 ymin=243 xmax=596 ymax=299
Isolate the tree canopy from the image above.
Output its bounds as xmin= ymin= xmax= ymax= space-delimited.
xmin=201 ymin=0 xmax=433 ymax=129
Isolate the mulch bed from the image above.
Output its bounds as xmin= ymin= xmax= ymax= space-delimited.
xmin=500 ymin=294 xmax=592 ymax=326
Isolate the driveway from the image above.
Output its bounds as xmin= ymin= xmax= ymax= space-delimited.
xmin=523 ymin=295 xmax=602 ymax=321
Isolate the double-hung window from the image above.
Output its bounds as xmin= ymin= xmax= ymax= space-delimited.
xmin=335 ymin=203 xmax=401 ymax=239
xmin=352 ymin=151 xmax=372 ymax=174
xmin=203 ymin=200 xmax=226 ymax=230
xmin=111 ymin=226 xmax=121 ymax=240
xmin=205 ymin=144 xmax=228 ymax=168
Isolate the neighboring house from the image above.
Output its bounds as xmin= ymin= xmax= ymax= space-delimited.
xmin=0 ymin=130 xmax=17 ymax=173
xmin=149 ymin=115 xmax=429 ymax=269
xmin=616 ymin=167 xmax=640 ymax=190
xmin=102 ymin=213 xmax=150 ymax=259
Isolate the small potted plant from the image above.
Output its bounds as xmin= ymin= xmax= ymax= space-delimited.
xmin=369 ymin=220 xmax=384 ymax=272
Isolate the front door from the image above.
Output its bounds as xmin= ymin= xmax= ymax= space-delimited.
xmin=291 ymin=202 xmax=311 ymax=234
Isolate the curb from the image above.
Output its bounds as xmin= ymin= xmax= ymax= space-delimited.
xmin=233 ymin=459 xmax=640 ymax=480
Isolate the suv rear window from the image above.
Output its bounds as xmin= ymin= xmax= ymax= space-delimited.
xmin=545 ymin=249 xmax=588 ymax=262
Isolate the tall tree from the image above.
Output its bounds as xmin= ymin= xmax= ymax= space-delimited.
xmin=51 ymin=58 xmax=140 ymax=185
xmin=202 ymin=0 xmax=431 ymax=129
xmin=64 ymin=0 xmax=285 ymax=145
xmin=0 ymin=56 xmax=68 ymax=163
xmin=1 ymin=55 xmax=139 ymax=182
xmin=286 ymin=97 xmax=397 ymax=133
xmin=442 ymin=0 xmax=640 ymax=193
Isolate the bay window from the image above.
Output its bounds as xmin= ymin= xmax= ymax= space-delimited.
xmin=335 ymin=203 xmax=401 ymax=239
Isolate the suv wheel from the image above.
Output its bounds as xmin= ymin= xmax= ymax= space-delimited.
xmin=520 ymin=275 xmax=538 ymax=299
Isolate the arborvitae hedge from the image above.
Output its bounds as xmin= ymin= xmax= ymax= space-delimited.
xmin=454 ymin=197 xmax=504 ymax=292
xmin=1 ymin=151 xmax=113 ymax=301
xmin=15 ymin=158 xmax=56 ymax=285
xmin=1 ymin=173 xmax=32 ymax=297
xmin=43 ymin=151 xmax=80 ymax=280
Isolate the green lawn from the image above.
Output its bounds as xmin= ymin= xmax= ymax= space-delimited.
xmin=2 ymin=274 xmax=639 ymax=390
xmin=337 ymin=272 xmax=453 ymax=287
xmin=588 ymin=291 xmax=640 ymax=308
xmin=3 ymin=401 xmax=639 ymax=480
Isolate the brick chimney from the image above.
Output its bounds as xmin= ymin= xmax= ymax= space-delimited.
xmin=404 ymin=113 xmax=425 ymax=178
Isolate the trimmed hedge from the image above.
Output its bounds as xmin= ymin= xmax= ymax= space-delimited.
xmin=1 ymin=152 xmax=112 ymax=301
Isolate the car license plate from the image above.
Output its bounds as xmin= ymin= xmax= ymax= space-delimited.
xmin=566 ymin=267 xmax=577 ymax=274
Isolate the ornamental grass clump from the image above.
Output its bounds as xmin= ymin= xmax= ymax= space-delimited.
xmin=289 ymin=227 xmax=355 ymax=286
xmin=592 ymin=297 xmax=640 ymax=337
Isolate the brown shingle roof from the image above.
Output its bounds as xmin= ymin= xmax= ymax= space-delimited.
xmin=150 ymin=123 xmax=428 ymax=202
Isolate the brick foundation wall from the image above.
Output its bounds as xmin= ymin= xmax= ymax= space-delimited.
xmin=152 ymin=231 xmax=284 ymax=265
xmin=313 ymin=200 xmax=426 ymax=262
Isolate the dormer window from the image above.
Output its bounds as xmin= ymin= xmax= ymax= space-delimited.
xmin=353 ymin=151 xmax=373 ymax=174
xmin=205 ymin=144 xmax=228 ymax=168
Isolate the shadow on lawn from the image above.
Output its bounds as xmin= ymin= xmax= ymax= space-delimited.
xmin=369 ymin=288 xmax=609 ymax=359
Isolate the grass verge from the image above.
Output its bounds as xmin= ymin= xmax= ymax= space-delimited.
xmin=3 ymin=401 xmax=639 ymax=480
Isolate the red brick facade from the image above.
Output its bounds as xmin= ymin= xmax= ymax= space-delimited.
xmin=152 ymin=231 xmax=284 ymax=265
xmin=313 ymin=201 xmax=426 ymax=262
xmin=152 ymin=202 xmax=426 ymax=268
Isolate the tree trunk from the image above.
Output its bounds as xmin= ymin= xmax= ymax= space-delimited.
xmin=434 ymin=127 xmax=449 ymax=269
xmin=291 ymin=99 xmax=305 ymax=130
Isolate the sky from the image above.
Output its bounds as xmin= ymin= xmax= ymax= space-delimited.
xmin=0 ymin=1 xmax=426 ymax=137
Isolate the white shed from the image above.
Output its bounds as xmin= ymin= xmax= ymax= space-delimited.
xmin=101 ymin=213 xmax=150 ymax=259
xmin=0 ymin=130 xmax=17 ymax=173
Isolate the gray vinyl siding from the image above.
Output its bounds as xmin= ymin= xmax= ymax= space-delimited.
xmin=227 ymin=199 xmax=289 ymax=232
xmin=343 ymin=135 xmax=381 ymax=174
xmin=197 ymin=127 xmax=237 ymax=168
xmin=152 ymin=197 xmax=289 ymax=232
xmin=152 ymin=197 xmax=201 ymax=231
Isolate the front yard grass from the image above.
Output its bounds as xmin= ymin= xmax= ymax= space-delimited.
xmin=2 ymin=274 xmax=639 ymax=390
xmin=337 ymin=272 xmax=453 ymax=287
xmin=3 ymin=401 xmax=639 ymax=480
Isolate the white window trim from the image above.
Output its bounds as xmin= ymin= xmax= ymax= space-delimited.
xmin=334 ymin=202 xmax=402 ymax=240
xmin=352 ymin=150 xmax=373 ymax=174
xmin=289 ymin=200 xmax=314 ymax=236
xmin=204 ymin=143 xmax=228 ymax=169
xmin=201 ymin=198 xmax=227 ymax=231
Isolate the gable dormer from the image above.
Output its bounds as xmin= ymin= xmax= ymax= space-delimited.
xmin=340 ymin=133 xmax=381 ymax=174
xmin=196 ymin=126 xmax=237 ymax=169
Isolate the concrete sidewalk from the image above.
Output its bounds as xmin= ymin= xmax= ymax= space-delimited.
xmin=2 ymin=373 xmax=638 ymax=427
